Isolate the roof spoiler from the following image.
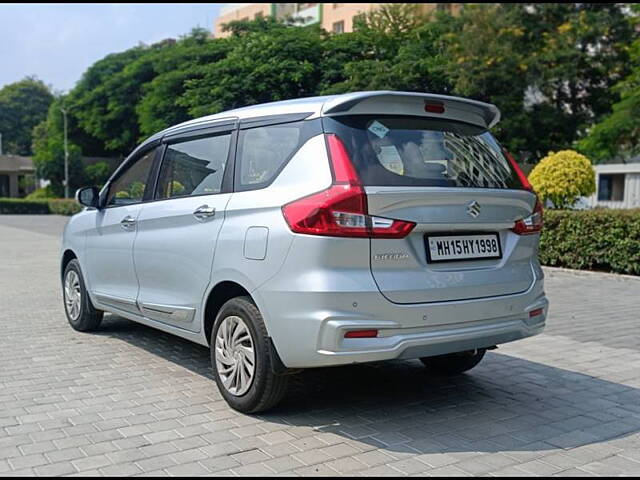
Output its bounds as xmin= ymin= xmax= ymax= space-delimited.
xmin=321 ymin=91 xmax=500 ymax=129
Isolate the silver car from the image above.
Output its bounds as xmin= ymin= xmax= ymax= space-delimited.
xmin=62 ymin=91 xmax=548 ymax=413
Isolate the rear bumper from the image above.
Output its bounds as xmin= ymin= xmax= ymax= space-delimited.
xmin=255 ymin=268 xmax=547 ymax=369
xmin=318 ymin=313 xmax=545 ymax=366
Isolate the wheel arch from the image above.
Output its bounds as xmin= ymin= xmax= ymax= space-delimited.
xmin=61 ymin=249 xmax=78 ymax=278
xmin=203 ymin=280 xmax=253 ymax=346
xmin=203 ymin=279 xmax=292 ymax=374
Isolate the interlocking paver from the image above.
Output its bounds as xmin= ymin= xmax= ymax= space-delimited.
xmin=71 ymin=454 xmax=112 ymax=473
xmin=163 ymin=461 xmax=210 ymax=476
xmin=263 ymin=455 xmax=305 ymax=473
xmin=1 ymin=214 xmax=640 ymax=477
xmin=33 ymin=461 xmax=77 ymax=476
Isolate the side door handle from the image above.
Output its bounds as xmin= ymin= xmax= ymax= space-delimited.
xmin=193 ymin=205 xmax=216 ymax=221
xmin=120 ymin=215 xmax=136 ymax=230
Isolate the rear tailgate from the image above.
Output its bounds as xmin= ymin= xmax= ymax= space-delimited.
xmin=321 ymin=106 xmax=539 ymax=306
xmin=366 ymin=187 xmax=537 ymax=304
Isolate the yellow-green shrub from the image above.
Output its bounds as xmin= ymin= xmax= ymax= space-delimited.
xmin=528 ymin=150 xmax=595 ymax=209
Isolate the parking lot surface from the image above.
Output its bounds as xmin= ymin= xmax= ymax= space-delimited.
xmin=1 ymin=215 xmax=639 ymax=476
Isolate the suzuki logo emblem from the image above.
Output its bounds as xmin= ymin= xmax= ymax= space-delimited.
xmin=467 ymin=200 xmax=481 ymax=218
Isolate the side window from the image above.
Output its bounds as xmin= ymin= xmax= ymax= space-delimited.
xmin=236 ymin=123 xmax=303 ymax=190
xmin=107 ymin=149 xmax=156 ymax=207
xmin=155 ymin=133 xmax=231 ymax=199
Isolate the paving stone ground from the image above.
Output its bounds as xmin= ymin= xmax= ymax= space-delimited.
xmin=1 ymin=214 xmax=639 ymax=477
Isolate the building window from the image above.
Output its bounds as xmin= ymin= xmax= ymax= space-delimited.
xmin=598 ymin=174 xmax=625 ymax=201
xmin=332 ymin=20 xmax=345 ymax=34
xmin=0 ymin=174 xmax=9 ymax=197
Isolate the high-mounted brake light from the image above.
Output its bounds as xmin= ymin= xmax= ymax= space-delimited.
xmin=504 ymin=149 xmax=544 ymax=235
xmin=281 ymin=134 xmax=416 ymax=239
xmin=424 ymin=101 xmax=445 ymax=114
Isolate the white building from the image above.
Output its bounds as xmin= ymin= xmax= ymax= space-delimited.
xmin=586 ymin=163 xmax=640 ymax=209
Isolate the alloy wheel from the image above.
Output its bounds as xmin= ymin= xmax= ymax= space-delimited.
xmin=64 ymin=270 xmax=82 ymax=321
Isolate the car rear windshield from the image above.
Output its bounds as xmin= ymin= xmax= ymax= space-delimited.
xmin=322 ymin=115 xmax=521 ymax=189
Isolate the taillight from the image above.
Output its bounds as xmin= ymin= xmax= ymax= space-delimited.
xmin=504 ymin=149 xmax=543 ymax=235
xmin=512 ymin=197 xmax=544 ymax=235
xmin=281 ymin=134 xmax=416 ymax=239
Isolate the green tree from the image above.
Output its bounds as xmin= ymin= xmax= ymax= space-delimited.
xmin=31 ymin=96 xmax=89 ymax=196
xmin=136 ymin=29 xmax=233 ymax=137
xmin=320 ymin=6 xmax=453 ymax=94
xmin=180 ymin=24 xmax=323 ymax=117
xmin=221 ymin=15 xmax=287 ymax=37
xmin=67 ymin=44 xmax=160 ymax=155
xmin=0 ymin=77 xmax=54 ymax=155
xmin=32 ymin=132 xmax=85 ymax=198
xmin=524 ymin=3 xmax=634 ymax=149
xmin=578 ymin=6 xmax=640 ymax=162
xmin=353 ymin=3 xmax=428 ymax=37
xmin=442 ymin=3 xmax=634 ymax=159
xmin=443 ymin=4 xmax=537 ymax=156
xmin=84 ymin=161 xmax=112 ymax=187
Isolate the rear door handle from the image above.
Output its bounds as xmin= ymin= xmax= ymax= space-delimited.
xmin=120 ymin=215 xmax=136 ymax=230
xmin=193 ymin=205 xmax=216 ymax=221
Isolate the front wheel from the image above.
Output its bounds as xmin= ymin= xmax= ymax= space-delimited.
xmin=210 ymin=296 xmax=288 ymax=413
xmin=420 ymin=348 xmax=486 ymax=376
xmin=62 ymin=259 xmax=103 ymax=332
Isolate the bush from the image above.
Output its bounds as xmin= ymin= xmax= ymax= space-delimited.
xmin=25 ymin=185 xmax=57 ymax=199
xmin=48 ymin=199 xmax=82 ymax=216
xmin=0 ymin=198 xmax=50 ymax=214
xmin=0 ymin=197 xmax=82 ymax=216
xmin=540 ymin=209 xmax=640 ymax=275
xmin=529 ymin=150 xmax=596 ymax=209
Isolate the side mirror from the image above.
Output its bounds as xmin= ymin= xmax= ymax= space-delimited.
xmin=75 ymin=186 xmax=100 ymax=209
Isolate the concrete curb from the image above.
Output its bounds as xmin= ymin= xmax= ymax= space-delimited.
xmin=542 ymin=265 xmax=640 ymax=282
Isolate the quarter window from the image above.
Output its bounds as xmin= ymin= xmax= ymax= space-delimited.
xmin=236 ymin=123 xmax=302 ymax=190
xmin=107 ymin=149 xmax=156 ymax=206
xmin=156 ymin=133 xmax=231 ymax=199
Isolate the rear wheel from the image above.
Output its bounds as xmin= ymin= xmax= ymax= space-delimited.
xmin=420 ymin=348 xmax=486 ymax=375
xmin=62 ymin=259 xmax=103 ymax=332
xmin=210 ymin=296 xmax=288 ymax=413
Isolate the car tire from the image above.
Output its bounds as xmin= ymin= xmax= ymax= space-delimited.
xmin=62 ymin=259 xmax=103 ymax=332
xmin=420 ymin=348 xmax=486 ymax=376
xmin=210 ymin=296 xmax=288 ymax=413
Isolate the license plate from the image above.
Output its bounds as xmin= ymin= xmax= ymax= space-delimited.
xmin=425 ymin=233 xmax=502 ymax=263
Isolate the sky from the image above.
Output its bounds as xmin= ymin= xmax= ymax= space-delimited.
xmin=0 ymin=3 xmax=225 ymax=93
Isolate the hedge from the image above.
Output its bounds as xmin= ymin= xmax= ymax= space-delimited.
xmin=540 ymin=209 xmax=640 ymax=275
xmin=0 ymin=198 xmax=81 ymax=216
